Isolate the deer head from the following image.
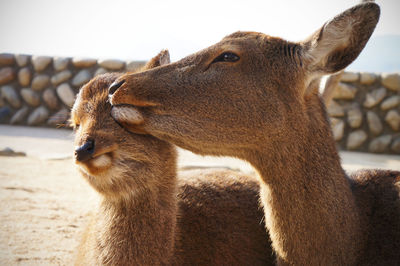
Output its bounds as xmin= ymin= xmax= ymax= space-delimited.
xmin=71 ymin=50 xmax=174 ymax=199
xmin=109 ymin=3 xmax=380 ymax=158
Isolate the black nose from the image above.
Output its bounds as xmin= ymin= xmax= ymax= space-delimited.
xmin=109 ymin=80 xmax=125 ymax=95
xmin=75 ymin=139 xmax=95 ymax=162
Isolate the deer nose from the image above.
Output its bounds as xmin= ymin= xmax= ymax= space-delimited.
xmin=109 ymin=80 xmax=125 ymax=95
xmin=75 ymin=139 xmax=95 ymax=162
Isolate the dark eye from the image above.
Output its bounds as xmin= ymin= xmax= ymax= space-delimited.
xmin=212 ymin=52 xmax=240 ymax=63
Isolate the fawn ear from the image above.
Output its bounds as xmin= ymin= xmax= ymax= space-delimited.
xmin=143 ymin=49 xmax=170 ymax=70
xmin=301 ymin=2 xmax=380 ymax=75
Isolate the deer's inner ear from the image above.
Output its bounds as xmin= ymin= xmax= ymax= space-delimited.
xmin=301 ymin=3 xmax=380 ymax=75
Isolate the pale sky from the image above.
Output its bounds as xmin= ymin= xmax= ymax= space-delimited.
xmin=0 ymin=0 xmax=399 ymax=62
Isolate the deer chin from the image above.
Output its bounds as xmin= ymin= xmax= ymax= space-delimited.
xmin=75 ymin=152 xmax=114 ymax=176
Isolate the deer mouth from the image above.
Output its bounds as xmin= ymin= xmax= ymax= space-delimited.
xmin=75 ymin=146 xmax=117 ymax=175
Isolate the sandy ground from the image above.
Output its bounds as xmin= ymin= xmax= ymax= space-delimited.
xmin=0 ymin=125 xmax=399 ymax=265
xmin=0 ymin=156 xmax=96 ymax=265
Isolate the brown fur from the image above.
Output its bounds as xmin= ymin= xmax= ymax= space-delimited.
xmin=109 ymin=3 xmax=400 ymax=265
xmin=72 ymin=65 xmax=274 ymax=264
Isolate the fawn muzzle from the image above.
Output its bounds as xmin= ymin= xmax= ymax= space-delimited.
xmin=75 ymin=139 xmax=95 ymax=162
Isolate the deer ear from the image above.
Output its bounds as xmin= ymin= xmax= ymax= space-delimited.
xmin=301 ymin=3 xmax=380 ymax=75
xmin=143 ymin=49 xmax=170 ymax=70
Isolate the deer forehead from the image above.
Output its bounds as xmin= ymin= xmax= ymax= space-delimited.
xmin=222 ymin=32 xmax=280 ymax=49
xmin=214 ymin=43 xmax=242 ymax=53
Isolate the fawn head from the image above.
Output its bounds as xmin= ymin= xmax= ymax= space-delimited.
xmin=109 ymin=3 xmax=380 ymax=157
xmin=71 ymin=50 xmax=175 ymax=199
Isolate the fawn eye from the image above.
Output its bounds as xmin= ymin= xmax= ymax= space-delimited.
xmin=212 ymin=52 xmax=240 ymax=63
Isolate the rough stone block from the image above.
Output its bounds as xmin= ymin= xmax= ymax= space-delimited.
xmin=31 ymin=56 xmax=52 ymax=72
xmin=347 ymin=130 xmax=367 ymax=150
xmin=332 ymin=83 xmax=357 ymax=100
xmin=363 ymin=87 xmax=387 ymax=108
xmin=385 ymin=110 xmax=400 ymax=131
xmin=367 ymin=111 xmax=383 ymax=135
xmin=368 ymin=135 xmax=392 ymax=153
xmin=0 ymin=67 xmax=15 ymax=85
xmin=381 ymin=73 xmax=400 ymax=91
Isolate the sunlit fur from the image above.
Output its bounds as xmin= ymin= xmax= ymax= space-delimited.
xmin=110 ymin=3 xmax=400 ymax=266
xmin=73 ymin=55 xmax=274 ymax=265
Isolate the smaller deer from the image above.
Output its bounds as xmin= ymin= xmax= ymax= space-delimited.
xmin=72 ymin=51 xmax=274 ymax=265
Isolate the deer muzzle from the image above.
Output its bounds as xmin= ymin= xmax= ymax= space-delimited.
xmin=75 ymin=139 xmax=95 ymax=162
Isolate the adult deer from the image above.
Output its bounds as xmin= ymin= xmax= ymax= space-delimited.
xmin=109 ymin=3 xmax=400 ymax=265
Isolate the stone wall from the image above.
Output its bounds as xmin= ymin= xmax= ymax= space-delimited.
xmin=0 ymin=53 xmax=145 ymax=127
xmin=0 ymin=53 xmax=399 ymax=154
xmin=328 ymin=71 xmax=400 ymax=154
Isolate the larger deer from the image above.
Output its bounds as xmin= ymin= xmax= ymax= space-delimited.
xmin=109 ymin=3 xmax=400 ymax=265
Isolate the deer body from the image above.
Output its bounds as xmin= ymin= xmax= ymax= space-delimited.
xmin=109 ymin=3 xmax=400 ymax=265
xmin=76 ymin=185 xmax=177 ymax=265
xmin=250 ymin=97 xmax=363 ymax=265
xmin=73 ymin=65 xmax=273 ymax=265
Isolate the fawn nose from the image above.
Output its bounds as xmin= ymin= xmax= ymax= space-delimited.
xmin=109 ymin=80 xmax=125 ymax=95
xmin=75 ymin=139 xmax=95 ymax=162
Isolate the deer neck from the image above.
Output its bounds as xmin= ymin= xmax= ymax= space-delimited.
xmin=248 ymin=95 xmax=363 ymax=265
xmin=96 ymin=170 xmax=177 ymax=265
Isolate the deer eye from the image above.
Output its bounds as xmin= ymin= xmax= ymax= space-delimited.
xmin=212 ymin=52 xmax=240 ymax=63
